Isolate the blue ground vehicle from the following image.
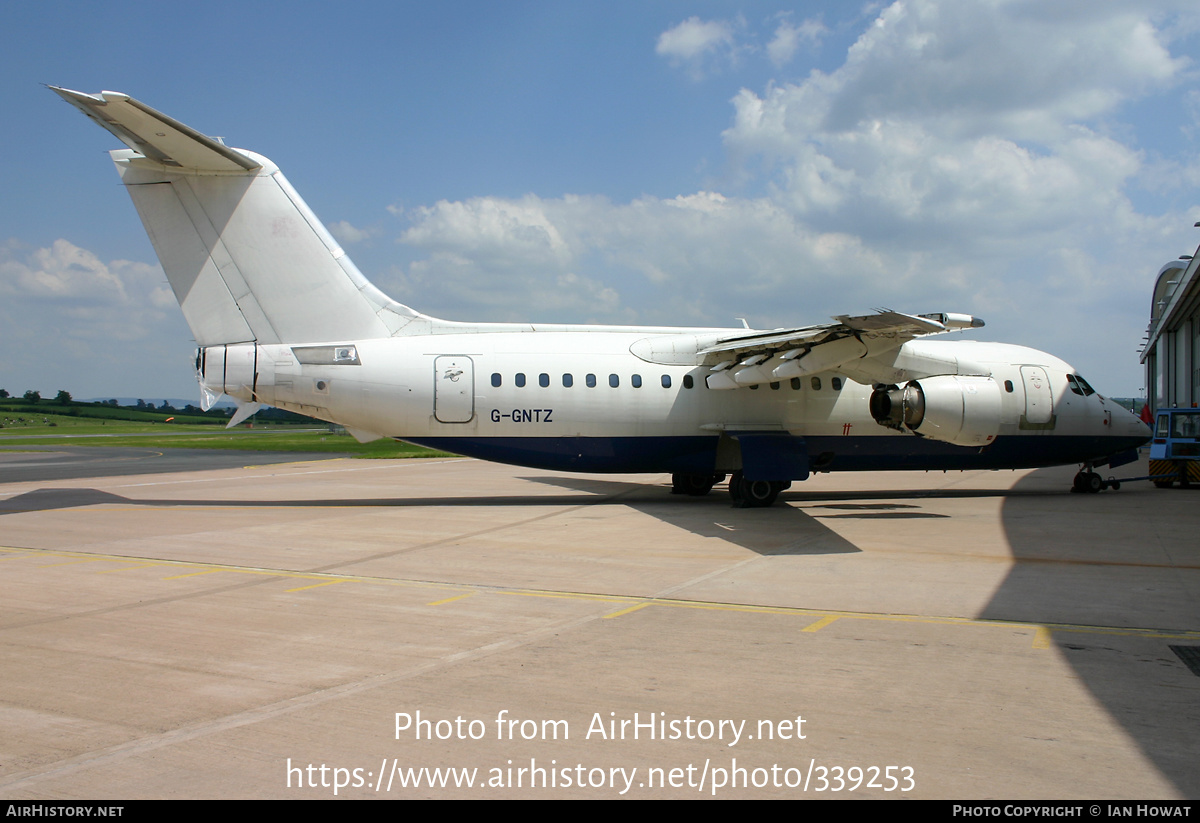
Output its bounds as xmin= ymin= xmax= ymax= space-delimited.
xmin=1150 ymin=408 xmax=1200 ymax=488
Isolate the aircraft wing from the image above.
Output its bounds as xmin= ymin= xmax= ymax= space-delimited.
xmin=698 ymin=310 xmax=983 ymax=389
xmin=50 ymin=86 xmax=260 ymax=172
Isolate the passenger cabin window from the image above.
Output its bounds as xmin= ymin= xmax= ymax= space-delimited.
xmin=609 ymin=374 xmax=619 ymax=388
xmin=586 ymin=374 xmax=597 ymax=388
xmin=661 ymin=375 xmax=671 ymax=388
xmin=1004 ymin=380 xmax=1014 ymax=392
xmin=515 ymin=373 xmax=526 ymax=388
xmin=770 ymin=382 xmax=780 ymax=390
xmin=831 ymin=377 xmax=842 ymax=390
xmin=491 ymin=373 xmax=502 ymax=388
xmin=683 ymin=375 xmax=694 ymax=389
xmin=563 ymin=373 xmax=573 ymax=388
xmin=539 ymin=373 xmax=550 ymax=388
xmin=811 ymin=377 xmax=822 ymax=391
xmin=791 ymin=377 xmax=802 ymax=390
xmin=632 ymin=374 xmax=642 ymax=388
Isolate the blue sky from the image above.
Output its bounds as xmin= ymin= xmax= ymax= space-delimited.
xmin=2 ymin=0 xmax=1198 ymax=401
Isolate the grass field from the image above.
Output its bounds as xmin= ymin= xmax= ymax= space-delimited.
xmin=0 ymin=412 xmax=451 ymax=459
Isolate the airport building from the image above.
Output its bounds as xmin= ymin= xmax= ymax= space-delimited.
xmin=1143 ymin=227 xmax=1200 ymax=412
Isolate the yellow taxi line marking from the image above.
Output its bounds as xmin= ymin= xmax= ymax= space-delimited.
xmin=95 ymin=564 xmax=159 ymax=574
xmin=6 ymin=545 xmax=1199 ymax=644
xmin=427 ymin=593 xmax=474 ymax=606
xmin=802 ymin=615 xmax=840 ymax=632
xmin=285 ymin=580 xmax=345 ymax=592
xmin=604 ymin=603 xmax=650 ymax=619
xmin=162 ymin=570 xmax=222 ymax=580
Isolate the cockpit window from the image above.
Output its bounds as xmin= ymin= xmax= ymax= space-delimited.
xmin=1067 ymin=373 xmax=1096 ymax=397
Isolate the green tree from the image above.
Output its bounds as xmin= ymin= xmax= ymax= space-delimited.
xmin=55 ymin=390 xmax=72 ymax=405
xmin=0 ymin=389 xmax=9 ymax=398
xmin=23 ymin=389 xmax=40 ymax=403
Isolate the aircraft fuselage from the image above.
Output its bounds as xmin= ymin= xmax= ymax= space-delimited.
xmin=202 ymin=332 xmax=1148 ymax=478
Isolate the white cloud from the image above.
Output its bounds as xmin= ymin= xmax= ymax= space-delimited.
xmin=329 ymin=220 xmax=373 ymax=244
xmin=392 ymin=195 xmax=619 ymax=321
xmin=0 ymin=239 xmax=128 ymax=301
xmin=656 ymin=17 xmax=738 ymax=79
xmin=0 ymin=239 xmax=193 ymax=398
xmin=767 ymin=18 xmax=826 ymax=68
xmin=390 ymin=0 xmax=1200 ymax=394
xmin=824 ymin=0 xmax=1187 ymax=141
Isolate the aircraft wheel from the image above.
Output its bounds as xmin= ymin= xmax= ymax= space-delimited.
xmin=1072 ymin=472 xmax=1087 ymax=493
xmin=728 ymin=471 xmax=746 ymax=505
xmin=672 ymin=472 xmax=717 ymax=496
xmin=729 ymin=472 xmax=781 ymax=508
xmin=1085 ymin=472 xmax=1103 ymax=494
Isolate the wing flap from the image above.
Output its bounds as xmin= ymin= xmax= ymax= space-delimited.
xmin=696 ymin=310 xmax=983 ymax=389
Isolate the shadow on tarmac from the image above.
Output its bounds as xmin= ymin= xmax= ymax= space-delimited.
xmin=991 ymin=465 xmax=1200 ymax=798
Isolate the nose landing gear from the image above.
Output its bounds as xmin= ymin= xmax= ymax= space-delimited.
xmin=1072 ymin=467 xmax=1120 ymax=493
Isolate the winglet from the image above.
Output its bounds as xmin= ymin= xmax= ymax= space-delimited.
xmin=49 ymin=86 xmax=260 ymax=172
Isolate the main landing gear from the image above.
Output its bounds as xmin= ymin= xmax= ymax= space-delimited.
xmin=1071 ymin=467 xmax=1120 ymax=494
xmin=670 ymin=471 xmax=789 ymax=507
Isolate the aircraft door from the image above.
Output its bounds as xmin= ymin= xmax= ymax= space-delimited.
xmin=1020 ymin=366 xmax=1054 ymax=425
xmin=434 ymin=355 xmax=474 ymax=423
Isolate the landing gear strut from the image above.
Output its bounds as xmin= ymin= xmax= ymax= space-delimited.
xmin=727 ymin=471 xmax=790 ymax=508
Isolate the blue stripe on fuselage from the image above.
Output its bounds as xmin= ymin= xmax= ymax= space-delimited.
xmin=402 ymin=434 xmax=1147 ymax=476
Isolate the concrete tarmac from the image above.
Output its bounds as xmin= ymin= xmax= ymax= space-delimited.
xmin=0 ymin=446 xmax=335 ymax=484
xmin=0 ymin=452 xmax=1196 ymax=799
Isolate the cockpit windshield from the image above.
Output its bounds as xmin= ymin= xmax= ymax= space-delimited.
xmin=1066 ymin=373 xmax=1096 ymax=397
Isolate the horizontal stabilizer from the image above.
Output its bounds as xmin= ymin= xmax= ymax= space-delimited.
xmin=50 ymin=86 xmax=260 ymax=172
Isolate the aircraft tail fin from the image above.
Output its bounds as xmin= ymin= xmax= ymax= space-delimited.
xmin=52 ymin=87 xmax=418 ymax=346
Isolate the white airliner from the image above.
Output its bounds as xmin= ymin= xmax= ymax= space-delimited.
xmin=53 ymin=87 xmax=1149 ymax=505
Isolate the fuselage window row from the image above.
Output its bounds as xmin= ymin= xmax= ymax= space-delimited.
xmin=490 ymin=372 xmax=684 ymax=389
xmin=489 ymin=372 xmax=817 ymax=390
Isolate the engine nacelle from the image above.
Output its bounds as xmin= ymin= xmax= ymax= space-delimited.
xmin=870 ymin=375 xmax=1002 ymax=447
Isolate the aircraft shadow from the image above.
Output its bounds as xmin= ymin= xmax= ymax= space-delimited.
xmin=992 ymin=466 xmax=1199 ymax=797
xmin=522 ymin=475 xmax=865 ymax=556
xmin=2 ymin=478 xmax=861 ymax=557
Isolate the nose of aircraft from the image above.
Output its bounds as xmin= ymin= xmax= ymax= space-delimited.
xmin=1113 ymin=404 xmax=1152 ymax=447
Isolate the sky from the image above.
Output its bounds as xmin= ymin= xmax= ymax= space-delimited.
xmin=2 ymin=0 xmax=1199 ymax=402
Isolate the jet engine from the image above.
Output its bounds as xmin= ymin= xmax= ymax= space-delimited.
xmin=869 ymin=375 xmax=1002 ymax=447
